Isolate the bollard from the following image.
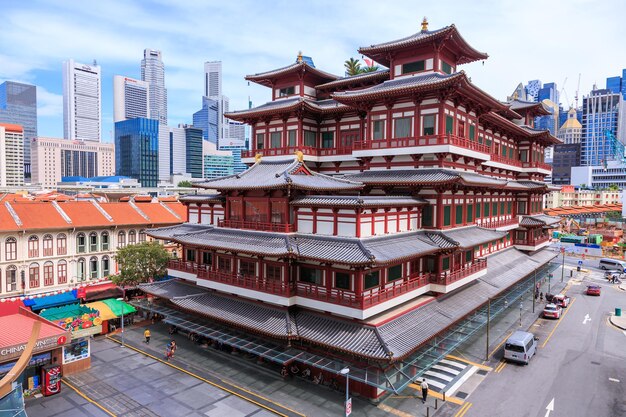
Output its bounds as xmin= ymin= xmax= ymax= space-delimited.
xmin=426 ymin=407 xmax=430 ymax=417
xmin=443 ymin=392 xmax=446 ymax=402
xmin=435 ymin=399 xmax=438 ymax=410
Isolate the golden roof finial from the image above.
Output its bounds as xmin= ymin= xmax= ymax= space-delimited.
xmin=421 ymin=16 xmax=429 ymax=32
xmin=254 ymin=153 xmax=262 ymax=162
xmin=295 ymin=150 xmax=304 ymax=162
xmin=297 ymin=51 xmax=303 ymax=63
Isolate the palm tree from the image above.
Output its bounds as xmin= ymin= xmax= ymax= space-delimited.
xmin=361 ymin=65 xmax=381 ymax=73
xmin=344 ymin=57 xmax=362 ymax=76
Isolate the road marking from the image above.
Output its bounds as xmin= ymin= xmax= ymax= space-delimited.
xmin=62 ymin=379 xmax=117 ymax=417
xmin=542 ymin=297 xmax=576 ymax=348
xmin=622 ymin=330 xmax=626 ymax=337
xmin=494 ymin=360 xmax=507 ymax=373
xmin=106 ymin=336 xmax=301 ymax=417
xmin=445 ymin=354 xmax=493 ymax=371
xmin=544 ymin=398 xmax=555 ymax=417
xmin=609 ymin=378 xmax=621 ymax=383
xmin=378 ymin=403 xmax=415 ymax=417
xmin=583 ymin=314 xmax=591 ymax=324
xmin=407 ymin=384 xmax=465 ymax=405
xmin=456 ymin=402 xmax=473 ymax=417
xmin=488 ymin=332 xmax=512 ymax=359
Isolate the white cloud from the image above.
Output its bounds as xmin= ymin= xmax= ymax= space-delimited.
xmin=36 ymin=87 xmax=63 ymax=117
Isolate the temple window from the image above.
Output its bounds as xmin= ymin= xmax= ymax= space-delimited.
xmin=266 ymin=265 xmax=282 ymax=281
xmin=520 ymin=150 xmax=528 ymax=162
xmin=270 ymin=132 xmax=281 ymax=148
xmin=239 ymin=259 xmax=256 ymax=276
xmin=300 ymin=266 xmax=323 ymax=285
xmin=288 ymin=130 xmax=297 ymax=146
xmin=443 ymin=206 xmax=451 ymax=226
xmin=186 ymin=249 xmax=196 ymax=262
xmin=256 ymin=133 xmax=264 ymax=150
xmin=373 ymin=120 xmax=385 ymax=140
xmin=387 ymin=265 xmax=403 ymax=282
xmin=278 ymin=86 xmax=295 ymax=97
xmin=393 ymin=117 xmax=411 ymax=138
xmin=455 ymin=205 xmax=463 ymax=225
xmin=441 ymin=61 xmax=453 ymax=74
xmin=445 ymin=115 xmax=454 ymax=134
xmin=422 ymin=115 xmax=435 ymax=135
xmin=402 ymin=60 xmax=425 ymax=74
xmin=458 ymin=120 xmax=465 ymax=137
xmin=363 ymin=270 xmax=380 ymax=290
xmin=422 ymin=205 xmax=433 ymax=227
xmin=334 ymin=272 xmax=351 ymax=290
xmin=270 ymin=200 xmax=287 ymax=223
xmin=476 ymin=203 xmax=481 ymax=218
xmin=321 ymin=132 xmax=334 ymax=148
xmin=467 ymin=205 xmax=474 ymax=222
xmin=469 ymin=125 xmax=475 ymax=141
xmin=441 ymin=257 xmax=450 ymax=271
xmin=304 ymin=130 xmax=316 ymax=147
xmin=465 ymin=250 xmax=473 ymax=262
xmin=218 ymin=257 xmax=231 ymax=272
xmin=478 ymin=135 xmax=484 ymax=144
xmin=484 ymin=202 xmax=490 ymax=217
xmin=201 ymin=252 xmax=212 ymax=265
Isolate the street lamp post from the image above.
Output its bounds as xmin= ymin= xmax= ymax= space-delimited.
xmin=340 ymin=367 xmax=350 ymax=417
xmin=117 ymin=290 xmax=126 ymax=347
xmin=561 ymin=248 xmax=565 ymax=283
xmin=519 ymin=302 xmax=523 ymax=327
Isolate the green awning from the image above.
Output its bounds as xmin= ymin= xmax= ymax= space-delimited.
xmin=100 ymin=298 xmax=136 ymax=316
xmin=39 ymin=303 xmax=97 ymax=322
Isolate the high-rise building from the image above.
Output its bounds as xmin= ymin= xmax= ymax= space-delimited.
xmin=558 ymin=107 xmax=582 ymax=128
xmin=525 ymin=80 xmax=542 ymax=102
xmin=557 ymin=108 xmax=583 ymax=144
xmin=0 ymin=81 xmax=37 ymax=179
xmin=63 ymin=59 xmax=102 ymax=142
xmin=31 ymin=137 xmax=114 ymax=188
xmin=580 ymin=89 xmax=626 ymax=166
xmin=158 ymin=123 xmax=170 ymax=182
xmin=0 ymin=124 xmax=24 ymax=187
xmin=202 ymin=140 xmax=234 ymax=179
xmin=141 ymin=49 xmax=167 ymax=124
xmin=113 ymin=75 xmax=150 ymax=122
xmin=169 ymin=125 xmax=186 ymax=175
xmin=192 ymin=97 xmax=219 ymax=144
xmin=218 ymin=139 xmax=247 ymax=175
xmin=114 ymin=118 xmax=159 ymax=187
xmin=537 ymin=82 xmax=559 ymax=105
xmin=204 ymin=61 xmax=230 ymax=142
xmin=606 ymin=68 xmax=626 ymax=100
xmin=534 ymin=99 xmax=559 ymax=136
xmin=185 ymin=126 xmax=203 ymax=179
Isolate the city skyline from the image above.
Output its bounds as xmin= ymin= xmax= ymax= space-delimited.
xmin=1 ymin=0 xmax=625 ymax=142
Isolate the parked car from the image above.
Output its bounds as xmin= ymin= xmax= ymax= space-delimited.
xmin=553 ymin=294 xmax=571 ymax=308
xmin=586 ymin=285 xmax=601 ymax=296
xmin=543 ymin=303 xmax=562 ymax=319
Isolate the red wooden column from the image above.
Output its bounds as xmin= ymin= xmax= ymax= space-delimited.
xmin=297 ymin=116 xmax=304 ymax=147
xmin=335 ymin=117 xmax=341 ymax=150
xmin=371 ymin=209 xmax=377 ymax=236
xmin=354 ymin=269 xmax=364 ymax=308
xmin=355 ymin=209 xmax=361 ymax=238
xmin=413 ymin=98 xmax=421 ymax=140
xmin=384 ymin=208 xmax=389 ymax=234
xmin=333 ymin=209 xmax=339 ymax=236
xmin=312 ymin=208 xmax=318 ymax=234
xmin=282 ymin=118 xmax=288 ymax=148
xmin=386 ymin=103 xmax=394 ymax=140
xmin=436 ymin=192 xmax=444 ymax=228
xmin=293 ymin=207 xmax=299 ymax=232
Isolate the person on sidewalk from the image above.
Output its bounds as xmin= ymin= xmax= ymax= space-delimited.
xmin=420 ymin=378 xmax=429 ymax=404
xmin=144 ymin=329 xmax=151 ymax=344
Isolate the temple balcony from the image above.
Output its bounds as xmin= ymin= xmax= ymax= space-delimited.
xmin=430 ymin=258 xmax=487 ymax=292
xmin=241 ymin=145 xmax=357 ymax=162
xmin=296 ymin=272 xmax=430 ymax=310
xmin=521 ymin=161 xmax=552 ymax=173
xmin=352 ymin=133 xmax=491 ymax=158
xmin=218 ymin=219 xmax=295 ymax=233
xmin=168 ymin=260 xmax=294 ymax=298
xmin=513 ymin=234 xmax=551 ymax=251
xmin=480 ymin=217 xmax=519 ymax=230
xmin=482 ymin=154 xmax=523 ymax=172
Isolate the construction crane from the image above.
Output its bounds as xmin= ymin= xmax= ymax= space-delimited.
xmin=574 ymin=73 xmax=581 ymax=108
xmin=603 ymin=129 xmax=626 ymax=168
xmin=559 ymin=77 xmax=568 ymax=108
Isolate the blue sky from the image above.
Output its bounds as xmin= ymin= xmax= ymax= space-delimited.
xmin=1 ymin=0 xmax=625 ymax=142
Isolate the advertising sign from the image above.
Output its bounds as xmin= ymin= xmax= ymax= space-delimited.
xmin=62 ymin=338 xmax=90 ymax=364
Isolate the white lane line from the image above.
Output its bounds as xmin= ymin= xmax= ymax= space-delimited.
xmin=609 ymin=378 xmax=620 ymax=383
xmin=440 ymin=359 xmax=467 ymax=370
xmin=424 ymin=370 xmax=455 ymax=382
xmin=422 ymin=378 xmax=446 ymax=390
xmin=432 ymin=364 xmax=462 ymax=375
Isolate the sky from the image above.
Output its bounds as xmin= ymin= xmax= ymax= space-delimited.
xmin=1 ymin=0 xmax=625 ymax=143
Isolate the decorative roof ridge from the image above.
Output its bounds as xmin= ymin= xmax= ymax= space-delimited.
xmin=424 ymin=230 xmax=460 ymax=247
xmin=245 ymin=61 xmax=339 ymax=83
xmin=51 ymin=201 xmax=72 ymax=224
xmin=90 ymin=200 xmax=114 ymax=222
xmin=372 ymin=326 xmax=395 ymax=359
xmin=129 ymin=200 xmax=151 ymax=222
xmin=4 ymin=201 xmax=22 ymax=227
xmin=315 ymin=69 xmax=390 ymax=89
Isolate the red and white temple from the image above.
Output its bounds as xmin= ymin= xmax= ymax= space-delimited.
xmin=141 ymin=20 xmax=560 ymax=399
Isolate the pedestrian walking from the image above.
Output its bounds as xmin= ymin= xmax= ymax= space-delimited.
xmin=165 ymin=340 xmax=176 ymax=361
xmin=420 ymin=378 xmax=429 ymax=404
xmin=144 ymin=329 xmax=151 ymax=344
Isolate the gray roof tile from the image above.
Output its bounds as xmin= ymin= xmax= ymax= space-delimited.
xmin=139 ymin=280 xmax=210 ymax=299
xmin=291 ymin=195 xmax=427 ymax=208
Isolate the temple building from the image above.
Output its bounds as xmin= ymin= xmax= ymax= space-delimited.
xmin=139 ymin=20 xmax=560 ymax=399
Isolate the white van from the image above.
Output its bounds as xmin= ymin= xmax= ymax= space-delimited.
xmin=503 ymin=331 xmax=537 ymax=365
xmin=599 ymin=258 xmax=626 ymax=272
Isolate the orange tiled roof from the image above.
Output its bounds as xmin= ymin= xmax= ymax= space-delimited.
xmin=0 ymin=123 xmax=24 ymax=133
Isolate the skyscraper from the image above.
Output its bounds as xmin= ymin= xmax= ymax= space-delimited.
xmin=192 ymin=96 xmax=219 ymax=144
xmin=114 ymin=118 xmax=159 ymax=187
xmin=204 ymin=61 xmax=229 ymax=143
xmin=185 ymin=126 xmax=203 ymax=179
xmin=0 ymin=123 xmax=24 ymax=187
xmin=580 ymin=89 xmax=626 ymax=166
xmin=141 ymin=49 xmax=167 ymax=124
xmin=606 ymin=69 xmax=626 ymax=100
xmin=169 ymin=125 xmax=186 ymax=175
xmin=0 ymin=81 xmax=37 ymax=179
xmin=62 ymin=59 xmax=102 ymax=142
xmin=113 ymin=75 xmax=150 ymax=122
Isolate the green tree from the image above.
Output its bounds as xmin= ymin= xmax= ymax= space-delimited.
xmin=360 ymin=64 xmax=381 ymax=73
xmin=344 ymin=57 xmax=362 ymax=76
xmin=608 ymin=184 xmax=620 ymax=191
xmin=112 ymin=242 xmax=171 ymax=287
xmin=178 ymin=180 xmax=193 ymax=188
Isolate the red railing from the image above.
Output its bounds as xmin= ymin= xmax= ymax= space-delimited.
xmin=482 ymin=217 xmax=518 ymax=229
xmin=168 ymin=260 xmax=293 ymax=296
xmin=522 ymin=161 xmax=552 ymax=171
xmin=432 ymin=258 xmax=487 ymax=285
xmin=514 ymin=235 xmax=550 ymax=247
xmin=242 ymin=146 xmax=319 ymax=159
xmin=318 ymin=146 xmax=354 ymax=156
xmin=490 ymin=154 xmax=523 ymax=167
xmin=353 ymin=134 xmax=490 ymax=154
xmin=218 ymin=219 xmax=295 ymax=233
xmin=296 ymin=273 xmax=431 ymax=309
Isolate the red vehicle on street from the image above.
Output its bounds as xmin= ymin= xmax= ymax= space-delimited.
xmin=553 ymin=294 xmax=571 ymax=308
xmin=543 ymin=303 xmax=562 ymax=319
xmin=586 ymin=285 xmax=601 ymax=296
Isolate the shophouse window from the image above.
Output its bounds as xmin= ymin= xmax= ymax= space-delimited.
xmin=321 ymin=132 xmax=334 ymax=148
xmin=117 ymin=231 xmax=126 ymax=248
xmin=58 ymin=260 xmax=67 ymax=284
xmin=300 ymin=266 xmax=323 ymax=285
xmin=29 ymin=236 xmax=39 ymax=258
xmin=5 ymin=238 xmax=17 ymax=261
xmin=394 ymin=117 xmax=411 ymax=138
xmin=139 ymin=230 xmax=147 ymax=243
xmin=102 ymin=257 xmax=110 ymax=277
xmin=363 ymin=270 xmax=380 ymax=289
xmin=387 ymin=265 xmax=403 ymax=282
xmin=128 ymin=230 xmax=137 ymax=245
xmin=43 ymin=235 xmax=53 ymax=256
xmin=101 ymin=232 xmax=109 ymax=250
xmin=29 ymin=263 xmax=40 ymax=288
xmin=90 ymin=257 xmax=98 ymax=279
xmin=373 ymin=120 xmax=385 ymax=140
xmin=89 ymin=232 xmax=98 ymax=252
xmin=335 ymin=272 xmax=351 ymax=290
xmin=57 ymin=234 xmax=67 ymax=255
xmin=6 ymin=266 xmax=17 ymax=292
xmin=422 ymin=115 xmax=436 ymax=135
xmin=270 ymin=132 xmax=281 ymax=148
xmin=77 ymin=258 xmax=85 ymax=281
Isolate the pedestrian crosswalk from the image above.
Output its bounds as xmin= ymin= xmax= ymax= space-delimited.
xmin=420 ymin=358 xmax=469 ymax=392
